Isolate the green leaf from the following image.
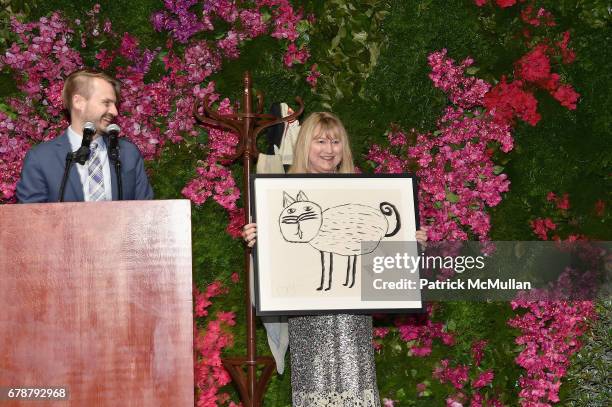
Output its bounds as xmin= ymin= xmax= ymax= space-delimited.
xmin=352 ymin=30 xmax=368 ymax=43
xmin=367 ymin=42 xmax=380 ymax=67
xmin=466 ymin=66 xmax=480 ymax=75
xmin=331 ymin=26 xmax=346 ymax=50
xmin=446 ymin=191 xmax=459 ymax=203
xmin=297 ymin=20 xmax=310 ymax=33
xmin=493 ymin=165 xmax=505 ymax=175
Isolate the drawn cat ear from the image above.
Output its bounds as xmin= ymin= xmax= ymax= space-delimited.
xmin=283 ymin=192 xmax=296 ymax=208
xmin=296 ymin=191 xmax=309 ymax=202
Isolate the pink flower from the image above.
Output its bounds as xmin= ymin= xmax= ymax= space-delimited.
xmin=471 ymin=340 xmax=487 ymax=366
xmin=216 ymin=311 xmax=236 ymax=325
xmin=530 ymin=217 xmax=557 ymax=240
xmin=416 ymin=382 xmax=428 ymax=393
xmin=306 ymin=63 xmax=321 ymax=87
xmin=369 ymin=52 xmax=515 ymax=242
xmin=283 ymin=42 xmax=310 ymax=67
xmin=95 ymin=49 xmax=115 ymax=69
xmin=217 ymin=30 xmax=241 ymax=59
xmin=226 ymin=207 xmax=245 ymax=238
xmin=210 ymin=0 xmax=239 ymax=23
xmin=382 ymin=398 xmax=395 ymax=407
xmin=410 ymin=346 xmax=433 ymax=357
xmin=509 ymin=299 xmax=595 ymax=405
xmin=515 ymin=45 xmax=551 ymax=83
xmin=557 ymin=31 xmax=576 ymax=63
xmin=556 ymin=193 xmax=570 ymax=210
xmin=552 ymin=84 xmax=580 ymax=110
xmin=119 ymin=32 xmax=139 ymax=59
xmin=446 ymin=397 xmax=464 ymax=407
xmin=470 ymin=393 xmax=484 ymax=407
xmin=441 ymin=332 xmax=455 ymax=346
xmin=205 ymin=281 xmax=227 ymax=298
xmin=263 ymin=0 xmax=304 ymax=41
xmin=495 ymin=0 xmax=517 ymax=7
xmin=194 ymin=295 xmax=212 ymax=318
xmin=194 ymin=281 xmax=230 ymax=318
xmin=484 ymin=78 xmax=541 ymax=126
xmin=373 ymin=326 xmax=389 ymax=337
xmin=103 ymin=19 xmax=112 ymax=33
xmin=521 ymin=5 xmax=555 ymax=27
xmin=434 ymin=359 xmax=470 ymax=389
xmin=182 ymin=162 xmax=240 ymax=210
xmin=428 ymin=49 xmax=491 ymax=109
xmin=240 ymin=9 xmax=266 ymax=37
xmin=472 ymin=370 xmax=494 ymax=388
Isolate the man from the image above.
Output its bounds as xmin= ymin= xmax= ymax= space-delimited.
xmin=16 ymin=70 xmax=153 ymax=203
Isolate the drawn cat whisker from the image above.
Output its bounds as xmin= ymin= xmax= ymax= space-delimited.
xmin=298 ymin=213 xmax=318 ymax=222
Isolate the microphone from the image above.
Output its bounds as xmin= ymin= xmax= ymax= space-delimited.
xmin=74 ymin=122 xmax=97 ymax=164
xmin=59 ymin=122 xmax=96 ymax=201
xmin=83 ymin=121 xmax=97 ymax=139
xmin=105 ymin=123 xmax=123 ymax=200
xmin=105 ymin=123 xmax=120 ymax=139
xmin=106 ymin=124 xmax=120 ymax=163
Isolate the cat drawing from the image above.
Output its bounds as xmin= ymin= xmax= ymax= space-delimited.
xmin=279 ymin=191 xmax=401 ymax=291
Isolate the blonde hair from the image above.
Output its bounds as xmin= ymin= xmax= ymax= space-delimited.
xmin=289 ymin=112 xmax=355 ymax=174
xmin=62 ymin=70 xmax=120 ymax=116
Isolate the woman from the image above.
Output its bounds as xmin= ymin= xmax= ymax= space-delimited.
xmin=243 ymin=112 xmax=427 ymax=406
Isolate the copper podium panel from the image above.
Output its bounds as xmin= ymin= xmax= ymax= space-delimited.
xmin=0 ymin=200 xmax=194 ymax=406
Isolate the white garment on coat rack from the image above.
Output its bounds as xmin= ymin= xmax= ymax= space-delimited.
xmin=252 ymin=146 xmax=289 ymax=374
xmin=278 ymin=102 xmax=301 ymax=165
xmin=256 ymin=145 xmax=284 ymax=175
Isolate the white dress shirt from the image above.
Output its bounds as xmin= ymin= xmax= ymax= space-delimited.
xmin=67 ymin=126 xmax=113 ymax=201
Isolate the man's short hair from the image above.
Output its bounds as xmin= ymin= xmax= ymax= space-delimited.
xmin=62 ymin=70 xmax=121 ymax=116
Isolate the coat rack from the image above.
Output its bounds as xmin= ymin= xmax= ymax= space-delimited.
xmin=194 ymin=71 xmax=303 ymax=406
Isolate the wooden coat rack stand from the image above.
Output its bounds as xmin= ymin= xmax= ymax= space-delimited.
xmin=194 ymin=71 xmax=303 ymax=407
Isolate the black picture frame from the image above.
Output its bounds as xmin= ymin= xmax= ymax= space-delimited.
xmin=250 ymin=173 xmax=424 ymax=316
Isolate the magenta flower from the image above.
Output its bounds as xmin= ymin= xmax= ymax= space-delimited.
xmin=472 ymin=370 xmax=494 ymax=388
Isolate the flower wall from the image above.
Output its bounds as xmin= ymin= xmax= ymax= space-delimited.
xmin=0 ymin=0 xmax=609 ymax=405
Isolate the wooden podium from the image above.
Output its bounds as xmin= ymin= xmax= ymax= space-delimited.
xmin=0 ymin=200 xmax=194 ymax=406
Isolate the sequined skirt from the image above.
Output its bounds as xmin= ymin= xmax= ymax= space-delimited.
xmin=288 ymin=314 xmax=380 ymax=407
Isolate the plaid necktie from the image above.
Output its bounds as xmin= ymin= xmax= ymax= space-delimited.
xmin=87 ymin=142 xmax=106 ymax=201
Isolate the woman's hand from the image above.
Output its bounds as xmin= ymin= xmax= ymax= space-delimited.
xmin=415 ymin=226 xmax=429 ymax=247
xmin=242 ymin=223 xmax=257 ymax=247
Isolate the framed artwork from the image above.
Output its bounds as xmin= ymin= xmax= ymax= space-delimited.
xmin=251 ymin=174 xmax=423 ymax=315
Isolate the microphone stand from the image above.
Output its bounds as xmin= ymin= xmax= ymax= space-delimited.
xmin=58 ymin=123 xmax=96 ymax=202
xmin=58 ymin=142 xmax=91 ymax=202
xmin=108 ymin=134 xmax=123 ymax=200
xmin=58 ymin=152 xmax=77 ymax=202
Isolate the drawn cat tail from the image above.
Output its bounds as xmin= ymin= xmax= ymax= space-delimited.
xmin=380 ymin=202 xmax=401 ymax=237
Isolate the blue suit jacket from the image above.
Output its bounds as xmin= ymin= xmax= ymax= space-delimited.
xmin=16 ymin=132 xmax=154 ymax=203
